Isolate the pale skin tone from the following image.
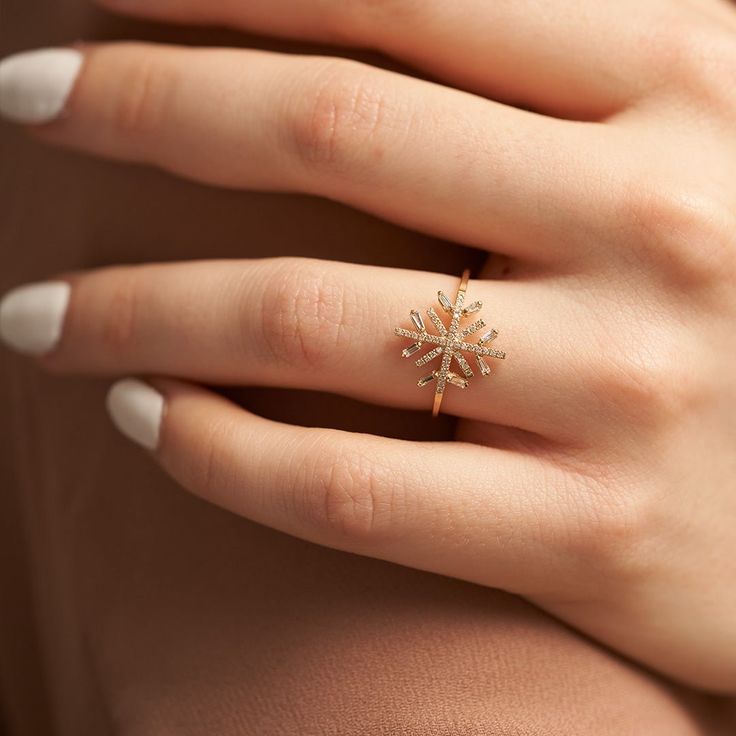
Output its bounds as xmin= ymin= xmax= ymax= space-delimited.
xmin=3 ymin=0 xmax=736 ymax=693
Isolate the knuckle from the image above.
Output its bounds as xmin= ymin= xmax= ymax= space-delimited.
xmin=619 ymin=180 xmax=736 ymax=287
xmin=285 ymin=60 xmax=403 ymax=178
xmin=588 ymin=328 xmax=699 ymax=428
xmin=259 ymin=258 xmax=351 ymax=370
xmin=112 ymin=49 xmax=172 ymax=134
xmin=299 ymin=439 xmax=401 ymax=544
xmin=572 ymin=482 xmax=661 ymax=583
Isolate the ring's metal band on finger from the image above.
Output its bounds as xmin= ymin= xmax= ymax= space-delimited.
xmin=393 ymin=269 xmax=506 ymax=417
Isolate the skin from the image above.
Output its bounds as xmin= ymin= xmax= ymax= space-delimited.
xmin=3 ymin=0 xmax=736 ymax=702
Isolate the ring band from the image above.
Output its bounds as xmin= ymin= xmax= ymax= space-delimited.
xmin=393 ymin=269 xmax=506 ymax=417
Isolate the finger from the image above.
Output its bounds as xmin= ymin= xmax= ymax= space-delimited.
xmin=106 ymin=376 xmax=577 ymax=596
xmin=4 ymin=258 xmax=585 ymax=440
xmin=95 ymin=0 xmax=690 ymax=119
xmin=13 ymin=43 xmax=621 ymax=261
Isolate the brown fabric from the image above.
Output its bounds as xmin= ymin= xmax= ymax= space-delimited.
xmin=1 ymin=1 xmax=735 ymax=733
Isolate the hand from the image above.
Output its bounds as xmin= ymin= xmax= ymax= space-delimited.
xmin=1 ymin=0 xmax=735 ymax=692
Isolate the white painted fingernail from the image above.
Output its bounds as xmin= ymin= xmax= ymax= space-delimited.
xmin=0 ymin=48 xmax=83 ymax=123
xmin=107 ymin=379 xmax=165 ymax=451
xmin=0 ymin=281 xmax=71 ymax=355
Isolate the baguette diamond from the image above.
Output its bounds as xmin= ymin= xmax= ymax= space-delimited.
xmin=446 ymin=371 xmax=469 ymax=389
xmin=479 ymin=329 xmax=498 ymax=345
xmin=402 ymin=342 xmax=422 ymax=358
xmin=476 ymin=355 xmax=491 ymax=376
xmin=410 ymin=309 xmax=425 ymax=331
xmin=438 ymin=291 xmax=453 ymax=313
xmin=417 ymin=372 xmax=437 ymax=387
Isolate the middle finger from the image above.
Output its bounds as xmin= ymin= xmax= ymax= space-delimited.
xmin=31 ymin=43 xmax=620 ymax=262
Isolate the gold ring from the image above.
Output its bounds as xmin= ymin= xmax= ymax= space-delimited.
xmin=393 ymin=269 xmax=506 ymax=416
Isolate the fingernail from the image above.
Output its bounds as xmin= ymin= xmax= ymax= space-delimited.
xmin=106 ymin=379 xmax=165 ymax=451
xmin=0 ymin=281 xmax=71 ymax=355
xmin=0 ymin=48 xmax=83 ymax=124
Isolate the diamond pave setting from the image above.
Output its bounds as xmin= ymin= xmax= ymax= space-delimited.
xmin=393 ymin=272 xmax=506 ymax=416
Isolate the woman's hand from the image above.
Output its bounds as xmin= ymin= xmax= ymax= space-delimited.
xmin=1 ymin=0 xmax=736 ymax=691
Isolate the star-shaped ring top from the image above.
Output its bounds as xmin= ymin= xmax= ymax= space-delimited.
xmin=393 ymin=269 xmax=506 ymax=416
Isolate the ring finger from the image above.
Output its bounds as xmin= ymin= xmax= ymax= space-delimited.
xmin=1 ymin=257 xmax=588 ymax=439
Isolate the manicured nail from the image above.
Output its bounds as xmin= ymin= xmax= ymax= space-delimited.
xmin=107 ymin=379 xmax=165 ymax=451
xmin=0 ymin=48 xmax=83 ymax=124
xmin=0 ymin=281 xmax=70 ymax=355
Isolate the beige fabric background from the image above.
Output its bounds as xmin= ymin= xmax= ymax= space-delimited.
xmin=1 ymin=1 xmax=735 ymax=733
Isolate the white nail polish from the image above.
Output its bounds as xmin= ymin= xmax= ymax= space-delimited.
xmin=107 ymin=379 xmax=165 ymax=451
xmin=0 ymin=48 xmax=83 ymax=124
xmin=0 ymin=281 xmax=71 ymax=355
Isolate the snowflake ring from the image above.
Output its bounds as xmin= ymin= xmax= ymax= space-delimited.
xmin=393 ymin=269 xmax=506 ymax=417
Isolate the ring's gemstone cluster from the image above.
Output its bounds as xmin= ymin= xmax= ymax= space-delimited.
xmin=393 ymin=276 xmax=505 ymax=415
